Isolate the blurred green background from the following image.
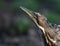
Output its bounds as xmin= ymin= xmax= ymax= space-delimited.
xmin=0 ymin=0 xmax=60 ymax=34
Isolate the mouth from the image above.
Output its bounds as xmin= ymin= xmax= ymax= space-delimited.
xmin=20 ymin=6 xmax=41 ymax=25
xmin=20 ymin=6 xmax=37 ymax=20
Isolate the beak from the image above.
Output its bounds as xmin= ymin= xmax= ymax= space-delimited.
xmin=20 ymin=6 xmax=45 ymax=32
xmin=20 ymin=6 xmax=37 ymax=24
xmin=20 ymin=6 xmax=41 ymax=24
xmin=20 ymin=6 xmax=38 ymax=20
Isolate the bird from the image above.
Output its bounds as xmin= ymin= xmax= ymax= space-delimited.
xmin=20 ymin=6 xmax=60 ymax=46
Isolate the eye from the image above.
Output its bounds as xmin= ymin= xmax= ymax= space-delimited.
xmin=42 ymin=18 xmax=46 ymax=21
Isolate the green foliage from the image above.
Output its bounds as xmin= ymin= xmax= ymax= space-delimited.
xmin=13 ymin=17 xmax=32 ymax=33
xmin=46 ymin=10 xmax=60 ymax=23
